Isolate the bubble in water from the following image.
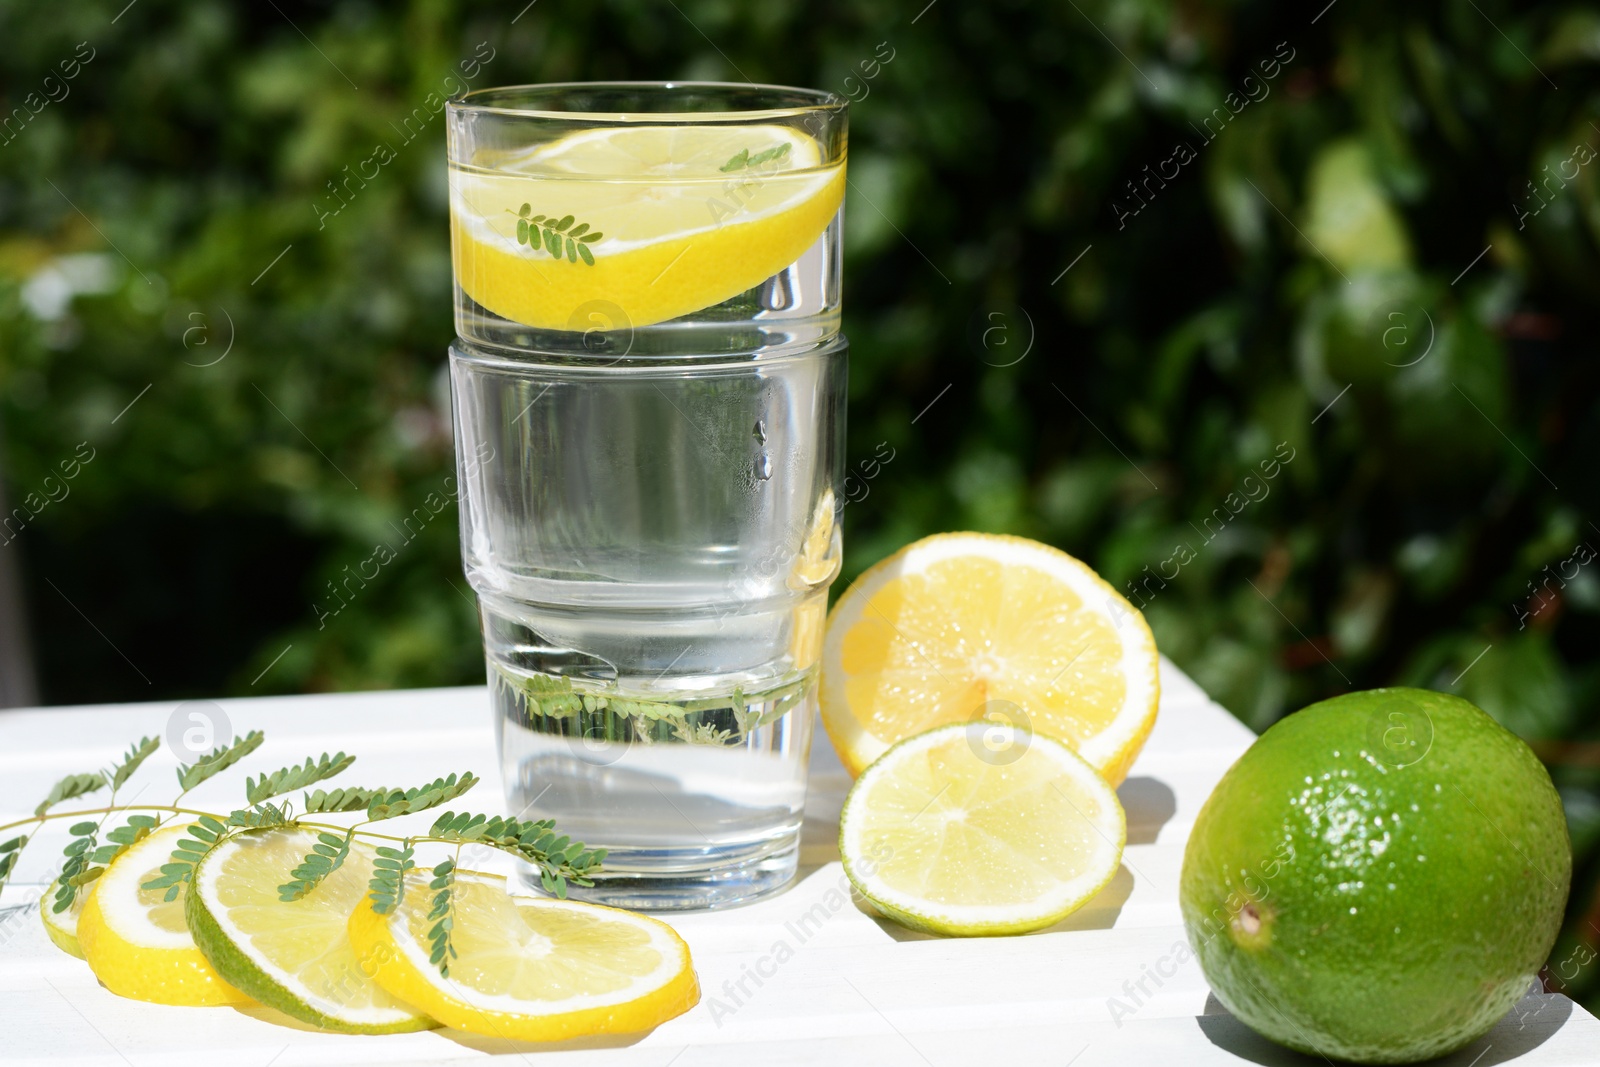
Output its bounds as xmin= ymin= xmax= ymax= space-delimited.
xmin=753 ymin=419 xmax=767 ymax=444
xmin=755 ymin=452 xmax=772 ymax=480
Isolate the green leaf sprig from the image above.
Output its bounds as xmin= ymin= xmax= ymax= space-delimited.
xmin=426 ymin=858 xmax=458 ymax=976
xmin=367 ymin=842 xmax=416 ymax=915
xmin=513 ymin=205 xmax=602 ymax=265
xmin=721 ymin=142 xmax=792 ymax=172
xmin=279 ymin=829 xmax=354 ymax=901
xmin=39 ymin=736 xmax=164 ymax=912
xmin=35 ymin=773 xmax=106 ymax=818
xmin=246 ymin=752 xmax=355 ymax=805
xmin=427 ymin=810 xmax=605 ymax=897
xmin=0 ymin=731 xmax=599 ymax=980
xmin=177 ymin=731 xmax=265 ymax=793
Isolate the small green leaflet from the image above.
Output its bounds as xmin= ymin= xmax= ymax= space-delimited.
xmin=109 ymin=736 xmax=160 ymax=792
xmin=365 ymin=773 xmax=479 ymax=822
xmin=721 ymin=141 xmax=792 ymax=172
xmin=279 ymin=829 xmax=354 ymax=901
xmin=176 ymin=731 xmax=265 ymax=793
xmin=245 ymin=752 xmax=355 ymax=805
xmin=141 ymin=815 xmax=227 ymax=903
xmin=368 ymin=843 xmax=415 ymax=915
xmin=513 ymin=204 xmax=602 ymax=265
xmin=426 ymin=859 xmax=458 ymax=976
xmin=34 ymin=772 xmax=106 ymax=817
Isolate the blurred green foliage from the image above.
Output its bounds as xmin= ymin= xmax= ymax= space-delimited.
xmin=2 ymin=0 xmax=1599 ymax=1005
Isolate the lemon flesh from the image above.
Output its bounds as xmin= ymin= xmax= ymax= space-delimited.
xmin=451 ymin=124 xmax=844 ymax=330
xmin=76 ymin=823 xmax=252 ymax=1006
xmin=821 ymin=532 xmax=1160 ymax=783
xmin=840 ymin=722 xmax=1126 ymax=936
xmin=1181 ymin=688 xmax=1572 ymax=1064
xmin=187 ymin=827 xmax=433 ymax=1033
xmin=348 ymin=869 xmax=699 ymax=1042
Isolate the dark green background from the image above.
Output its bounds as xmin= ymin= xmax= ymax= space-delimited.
xmin=2 ymin=0 xmax=1597 ymax=1009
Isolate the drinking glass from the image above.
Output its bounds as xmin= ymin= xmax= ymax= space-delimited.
xmin=446 ymin=83 xmax=848 ymax=909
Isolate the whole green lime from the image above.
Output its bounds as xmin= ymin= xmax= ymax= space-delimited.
xmin=1180 ymin=688 xmax=1570 ymax=1064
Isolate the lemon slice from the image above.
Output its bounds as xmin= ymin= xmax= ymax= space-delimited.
xmin=40 ymin=879 xmax=86 ymax=959
xmin=76 ymin=823 xmax=252 ymax=1006
xmin=840 ymin=722 xmax=1126 ymax=936
xmin=348 ymin=869 xmax=699 ymax=1041
xmin=451 ymin=123 xmax=844 ymax=330
xmin=821 ymin=532 xmax=1160 ymax=784
xmin=186 ymin=827 xmax=434 ymax=1033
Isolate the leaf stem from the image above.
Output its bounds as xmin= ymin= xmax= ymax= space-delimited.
xmin=0 ymin=804 xmax=219 ymax=837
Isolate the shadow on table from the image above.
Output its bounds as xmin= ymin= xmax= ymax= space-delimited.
xmin=231 ymin=1005 xmax=652 ymax=1052
xmin=858 ymin=863 xmax=1137 ymax=941
xmin=1196 ymin=992 xmax=1572 ymax=1066
xmin=1118 ymin=776 xmax=1177 ymax=845
xmin=438 ymin=1028 xmax=650 ymax=1054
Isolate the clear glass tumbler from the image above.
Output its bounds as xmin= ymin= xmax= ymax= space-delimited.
xmin=446 ymin=83 xmax=848 ymax=909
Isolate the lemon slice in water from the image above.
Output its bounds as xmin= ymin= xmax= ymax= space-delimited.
xmin=452 ymin=123 xmax=843 ymax=330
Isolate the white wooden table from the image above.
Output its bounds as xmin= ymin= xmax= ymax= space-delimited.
xmin=2 ymin=658 xmax=1595 ymax=1066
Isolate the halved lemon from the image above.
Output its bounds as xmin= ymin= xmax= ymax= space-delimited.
xmin=821 ymin=532 xmax=1160 ymax=783
xmin=451 ymin=123 xmax=844 ymax=330
xmin=40 ymin=878 xmax=86 ymax=959
xmin=840 ymin=722 xmax=1126 ymax=936
xmin=76 ymin=823 xmax=252 ymax=1006
xmin=348 ymin=869 xmax=699 ymax=1042
xmin=187 ymin=827 xmax=434 ymax=1033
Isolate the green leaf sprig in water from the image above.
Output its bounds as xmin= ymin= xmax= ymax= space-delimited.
xmin=0 ymin=731 xmax=601 ymax=980
xmin=512 ymin=204 xmax=603 ymax=265
xmin=721 ymin=141 xmax=792 ymax=172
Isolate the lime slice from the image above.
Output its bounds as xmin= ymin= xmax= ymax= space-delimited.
xmin=840 ymin=722 xmax=1126 ymax=936
xmin=187 ymin=827 xmax=434 ymax=1033
xmin=347 ymin=869 xmax=699 ymax=1042
xmin=451 ymin=123 xmax=844 ymax=330
xmin=40 ymin=878 xmax=86 ymax=959
xmin=821 ymin=532 xmax=1160 ymax=784
xmin=76 ymin=823 xmax=252 ymax=1006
